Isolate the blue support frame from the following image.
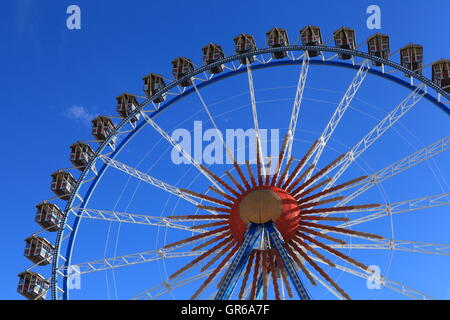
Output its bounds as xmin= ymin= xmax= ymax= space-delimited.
xmin=254 ymin=274 xmax=264 ymax=300
xmin=215 ymin=222 xmax=310 ymax=300
xmin=215 ymin=223 xmax=263 ymax=300
xmin=265 ymin=222 xmax=310 ymax=300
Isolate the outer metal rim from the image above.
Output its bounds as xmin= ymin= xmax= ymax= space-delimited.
xmin=51 ymin=45 xmax=450 ymax=300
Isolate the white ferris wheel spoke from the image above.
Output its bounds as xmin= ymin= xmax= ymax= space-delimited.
xmin=335 ymin=192 xmax=450 ymax=229
xmin=324 ymin=84 xmax=428 ymax=190
xmin=73 ymin=208 xmax=206 ymax=233
xmin=310 ymin=256 xmax=434 ymax=300
xmin=131 ymin=268 xmax=215 ymax=300
xmin=59 ymin=249 xmax=205 ymax=276
xmin=192 ymin=81 xmax=236 ymax=163
xmin=140 ymin=111 xmax=224 ymax=191
xmin=336 ymin=135 xmax=450 ymax=206
xmin=285 ymin=53 xmax=310 ymax=163
xmin=98 ymin=154 xmax=216 ymax=211
xmin=305 ymin=59 xmax=371 ymax=181
xmin=246 ymin=59 xmax=266 ymax=176
xmin=314 ymin=239 xmax=450 ymax=257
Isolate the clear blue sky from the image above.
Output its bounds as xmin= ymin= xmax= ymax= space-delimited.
xmin=2 ymin=0 xmax=450 ymax=300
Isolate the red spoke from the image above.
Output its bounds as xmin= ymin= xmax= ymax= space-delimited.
xmin=234 ymin=160 xmax=251 ymax=190
xmin=284 ymin=244 xmax=317 ymax=286
xmin=250 ymin=250 xmax=262 ymax=300
xmin=193 ymin=231 xmax=232 ymax=251
xmin=297 ymin=233 xmax=369 ymax=271
xmin=170 ymin=236 xmax=233 ymax=279
xmin=276 ymin=157 xmax=294 ymax=188
xmin=271 ymin=134 xmax=290 ymax=186
xmin=246 ymin=160 xmax=257 ymax=188
xmin=180 ymin=188 xmax=234 ymax=207
xmin=201 ymin=239 xmax=237 ymax=272
xmin=298 ymin=227 xmax=346 ymax=245
xmin=208 ymin=186 xmax=238 ymax=202
xmin=274 ymin=251 xmax=293 ymax=298
xmin=168 ymin=214 xmax=229 ymax=220
xmin=297 ymin=175 xmax=367 ymax=205
xmin=294 ymin=245 xmax=351 ymax=300
xmin=226 ymin=171 xmax=246 ymax=193
xmin=297 ymin=196 xmax=345 ymax=209
xmin=290 ymin=237 xmax=336 ymax=268
xmin=301 ymin=221 xmax=383 ymax=240
xmin=191 ymin=220 xmax=230 ymax=230
xmin=268 ymin=250 xmax=280 ymax=300
xmin=200 ymin=165 xmax=241 ymax=197
xmin=191 ymin=243 xmax=239 ymax=299
xmin=197 ymin=205 xmax=232 ymax=213
xmin=286 ymin=165 xmax=315 ymax=193
xmin=293 ymin=177 xmax=332 ymax=199
xmin=282 ymin=139 xmax=320 ymax=190
xmin=164 ymin=225 xmax=229 ymax=249
xmin=239 ymin=251 xmax=256 ymax=299
xmin=300 ymin=203 xmax=380 ymax=215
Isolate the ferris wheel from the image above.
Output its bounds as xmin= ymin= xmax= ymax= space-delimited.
xmin=18 ymin=25 xmax=450 ymax=300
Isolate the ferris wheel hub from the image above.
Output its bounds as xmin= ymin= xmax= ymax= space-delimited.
xmin=229 ymin=186 xmax=301 ymax=244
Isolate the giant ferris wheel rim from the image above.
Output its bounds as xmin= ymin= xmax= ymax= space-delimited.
xmin=51 ymin=44 xmax=450 ymax=300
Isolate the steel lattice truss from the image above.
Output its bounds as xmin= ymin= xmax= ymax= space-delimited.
xmin=75 ymin=208 xmax=205 ymax=233
xmin=335 ymin=135 xmax=450 ymax=206
xmin=325 ymin=84 xmax=428 ymax=189
xmin=58 ymin=249 xmax=204 ymax=275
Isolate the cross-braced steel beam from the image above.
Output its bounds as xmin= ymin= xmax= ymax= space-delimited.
xmin=335 ymin=135 xmax=450 ymax=206
xmin=285 ymin=53 xmax=310 ymax=163
xmin=75 ymin=208 xmax=205 ymax=233
xmin=59 ymin=249 xmax=204 ymax=275
xmin=266 ymin=222 xmax=311 ymax=300
xmin=336 ymin=192 xmax=450 ymax=228
xmin=215 ymin=223 xmax=263 ymax=300
xmin=314 ymin=239 xmax=450 ymax=256
xmin=140 ymin=111 xmax=223 ymax=191
xmin=98 ymin=155 xmax=201 ymax=207
xmin=306 ymin=59 xmax=370 ymax=180
xmin=324 ymin=84 xmax=427 ymax=189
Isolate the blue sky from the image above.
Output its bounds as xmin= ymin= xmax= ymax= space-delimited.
xmin=2 ymin=0 xmax=450 ymax=300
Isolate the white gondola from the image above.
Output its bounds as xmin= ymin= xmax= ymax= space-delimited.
xmin=432 ymin=59 xmax=450 ymax=93
xmin=400 ymin=44 xmax=424 ymax=76
xmin=35 ymin=202 xmax=63 ymax=231
xmin=92 ymin=115 xmax=116 ymax=144
xmin=143 ymin=73 xmax=166 ymax=102
xmin=171 ymin=57 xmax=194 ymax=87
xmin=17 ymin=271 xmax=50 ymax=300
xmin=367 ymin=33 xmax=390 ymax=66
xmin=24 ymin=235 xmax=54 ymax=265
xmin=50 ymin=170 xmax=76 ymax=201
xmin=266 ymin=27 xmax=289 ymax=59
xmin=202 ymin=43 xmax=225 ymax=74
xmin=70 ymin=142 xmax=94 ymax=171
xmin=233 ymin=33 xmax=257 ymax=64
xmin=300 ymin=25 xmax=323 ymax=57
xmin=334 ymin=27 xmax=356 ymax=60
xmin=116 ymin=93 xmax=140 ymax=122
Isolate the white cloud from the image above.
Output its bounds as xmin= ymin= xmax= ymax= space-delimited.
xmin=65 ymin=105 xmax=96 ymax=126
